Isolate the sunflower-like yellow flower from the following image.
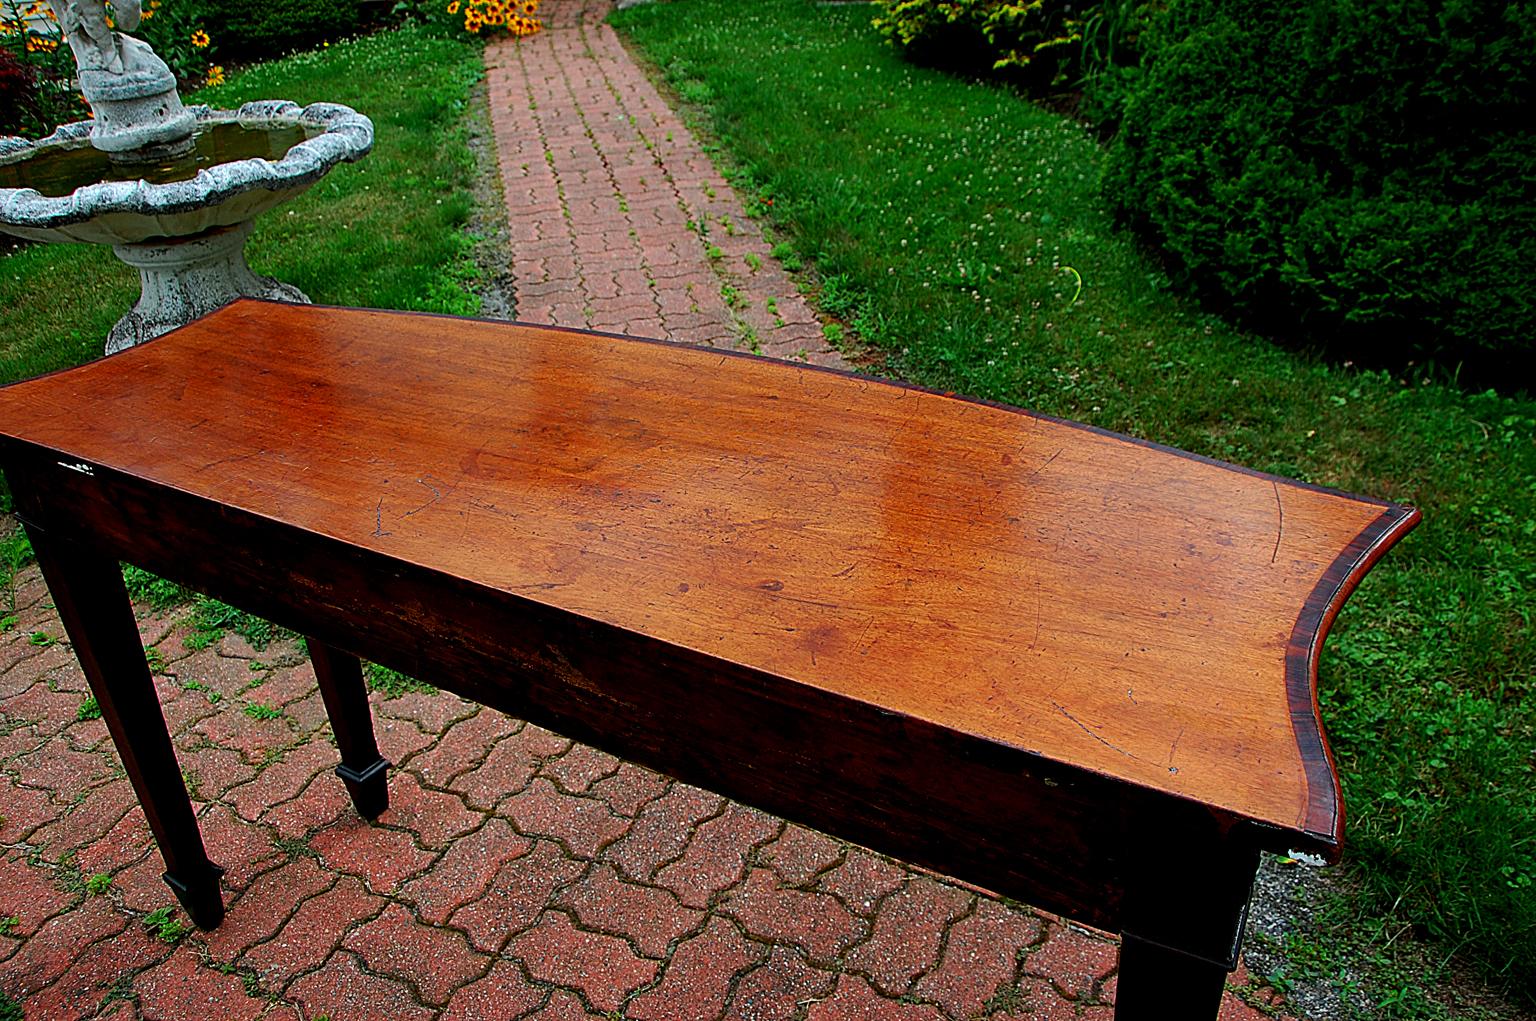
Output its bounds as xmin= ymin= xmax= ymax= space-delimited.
xmin=205 ymin=64 xmax=225 ymax=85
xmin=191 ymin=28 xmax=209 ymax=47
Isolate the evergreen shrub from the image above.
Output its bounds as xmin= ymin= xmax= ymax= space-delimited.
xmin=1101 ymin=0 xmax=1536 ymax=373
xmin=195 ymin=0 xmax=377 ymax=59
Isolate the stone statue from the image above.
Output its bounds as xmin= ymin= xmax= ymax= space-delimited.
xmin=45 ymin=0 xmax=195 ymax=160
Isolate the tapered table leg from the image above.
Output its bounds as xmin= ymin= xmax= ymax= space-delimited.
xmin=1114 ymin=843 xmax=1259 ymax=1020
xmin=308 ymin=638 xmax=390 ymax=819
xmin=25 ymin=524 xmax=225 ymax=929
xmin=1115 ymin=935 xmax=1229 ymax=1020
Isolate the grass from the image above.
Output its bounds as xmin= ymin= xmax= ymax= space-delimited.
xmin=611 ymin=0 xmax=1535 ymax=1013
xmin=0 ymin=22 xmax=486 ymax=383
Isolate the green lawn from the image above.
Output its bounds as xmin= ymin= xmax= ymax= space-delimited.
xmin=611 ymin=0 xmax=1535 ymax=1014
xmin=0 ymin=24 xmax=485 ymax=383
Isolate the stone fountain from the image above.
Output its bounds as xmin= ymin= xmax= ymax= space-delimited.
xmin=0 ymin=0 xmax=372 ymax=351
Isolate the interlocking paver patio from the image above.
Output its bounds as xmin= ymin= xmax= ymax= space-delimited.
xmin=0 ymin=1 xmax=1298 ymax=1017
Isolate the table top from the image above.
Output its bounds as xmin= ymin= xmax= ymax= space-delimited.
xmin=0 ymin=300 xmax=1418 ymax=849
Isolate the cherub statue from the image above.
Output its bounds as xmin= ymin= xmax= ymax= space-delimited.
xmin=46 ymin=0 xmax=155 ymax=75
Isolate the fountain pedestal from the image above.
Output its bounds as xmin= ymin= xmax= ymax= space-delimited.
xmin=108 ymin=221 xmax=309 ymax=353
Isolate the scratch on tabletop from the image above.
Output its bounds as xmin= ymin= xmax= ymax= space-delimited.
xmin=373 ymin=496 xmax=391 ymax=538
xmin=1027 ymin=448 xmax=1064 ymax=480
xmin=1031 ymin=576 xmax=1042 ymax=650
xmin=1168 ymin=726 xmax=1185 ymax=770
xmin=402 ymin=474 xmax=452 ymax=517
xmin=1271 ymin=480 xmax=1285 ymax=564
xmin=1053 ymin=700 xmax=1179 ymax=773
xmin=197 ymin=449 xmax=265 ymax=472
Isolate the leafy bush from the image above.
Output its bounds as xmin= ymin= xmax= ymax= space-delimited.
xmin=1101 ymin=0 xmax=1536 ymax=376
xmin=0 ymin=44 xmax=40 ymax=134
xmin=873 ymin=0 xmax=1084 ymax=89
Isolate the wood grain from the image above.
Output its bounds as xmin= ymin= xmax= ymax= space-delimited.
xmin=0 ymin=300 xmax=1418 ymax=856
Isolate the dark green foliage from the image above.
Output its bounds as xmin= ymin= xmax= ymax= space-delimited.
xmin=1101 ymin=0 xmax=1536 ymax=377
xmin=0 ymin=47 xmax=40 ymax=135
xmin=873 ymin=0 xmax=1086 ymax=91
xmin=873 ymin=0 xmax=1152 ymax=103
xmin=195 ymin=0 xmax=377 ymax=60
xmin=122 ymin=565 xmax=191 ymax=611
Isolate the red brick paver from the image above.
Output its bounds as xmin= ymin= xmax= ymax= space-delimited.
xmin=0 ymin=2 xmax=1297 ymax=1018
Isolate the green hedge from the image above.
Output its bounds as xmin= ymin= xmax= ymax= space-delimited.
xmin=195 ymin=0 xmax=379 ymax=59
xmin=1101 ymin=0 xmax=1536 ymax=375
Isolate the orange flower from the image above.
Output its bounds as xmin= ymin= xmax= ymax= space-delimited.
xmin=190 ymin=29 xmax=210 ymax=47
xmin=205 ymin=64 xmax=225 ymax=85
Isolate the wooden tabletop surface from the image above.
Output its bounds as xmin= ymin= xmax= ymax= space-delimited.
xmin=0 ymin=300 xmax=1418 ymax=849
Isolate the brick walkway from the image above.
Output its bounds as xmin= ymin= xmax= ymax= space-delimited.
xmin=0 ymin=3 xmax=1298 ymax=1019
xmin=484 ymin=0 xmax=843 ymax=365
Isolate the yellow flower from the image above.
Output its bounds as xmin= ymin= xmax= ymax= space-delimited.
xmin=140 ymin=6 xmax=153 ymax=18
xmin=190 ymin=29 xmax=209 ymax=47
xmin=446 ymin=1 xmax=459 ymax=11
xmin=205 ymin=64 xmax=225 ymax=86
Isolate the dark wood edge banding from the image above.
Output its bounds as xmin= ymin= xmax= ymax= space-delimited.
xmin=1289 ymin=504 xmax=1422 ymax=855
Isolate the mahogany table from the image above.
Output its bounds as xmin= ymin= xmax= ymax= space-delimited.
xmin=0 ymin=301 xmax=1417 ymax=1019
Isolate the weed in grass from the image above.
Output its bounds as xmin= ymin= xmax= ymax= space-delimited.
xmin=823 ymin=323 xmax=844 ymax=347
xmin=85 ymin=872 xmax=112 ymax=896
xmin=364 ymin=661 xmax=436 ymax=698
xmin=0 ymin=527 xmax=31 ymax=611
xmin=76 ymin=697 xmax=101 ymax=722
xmin=181 ymin=768 xmax=202 ymax=801
xmin=769 ymin=241 xmax=801 ymax=272
xmin=185 ymin=596 xmax=290 ymax=653
xmin=121 ymin=565 xmax=190 ymax=611
xmin=140 ymin=906 xmax=186 ymax=944
xmin=274 ymin=835 xmax=319 ymax=861
xmin=737 ymin=323 xmax=762 ymax=355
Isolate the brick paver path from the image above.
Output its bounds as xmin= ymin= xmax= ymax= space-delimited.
xmin=484 ymin=0 xmax=843 ymax=365
xmin=0 ymin=3 xmax=1297 ymax=1018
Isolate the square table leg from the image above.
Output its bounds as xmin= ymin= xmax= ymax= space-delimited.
xmin=24 ymin=523 xmax=226 ymax=930
xmin=307 ymin=638 xmax=390 ymax=819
